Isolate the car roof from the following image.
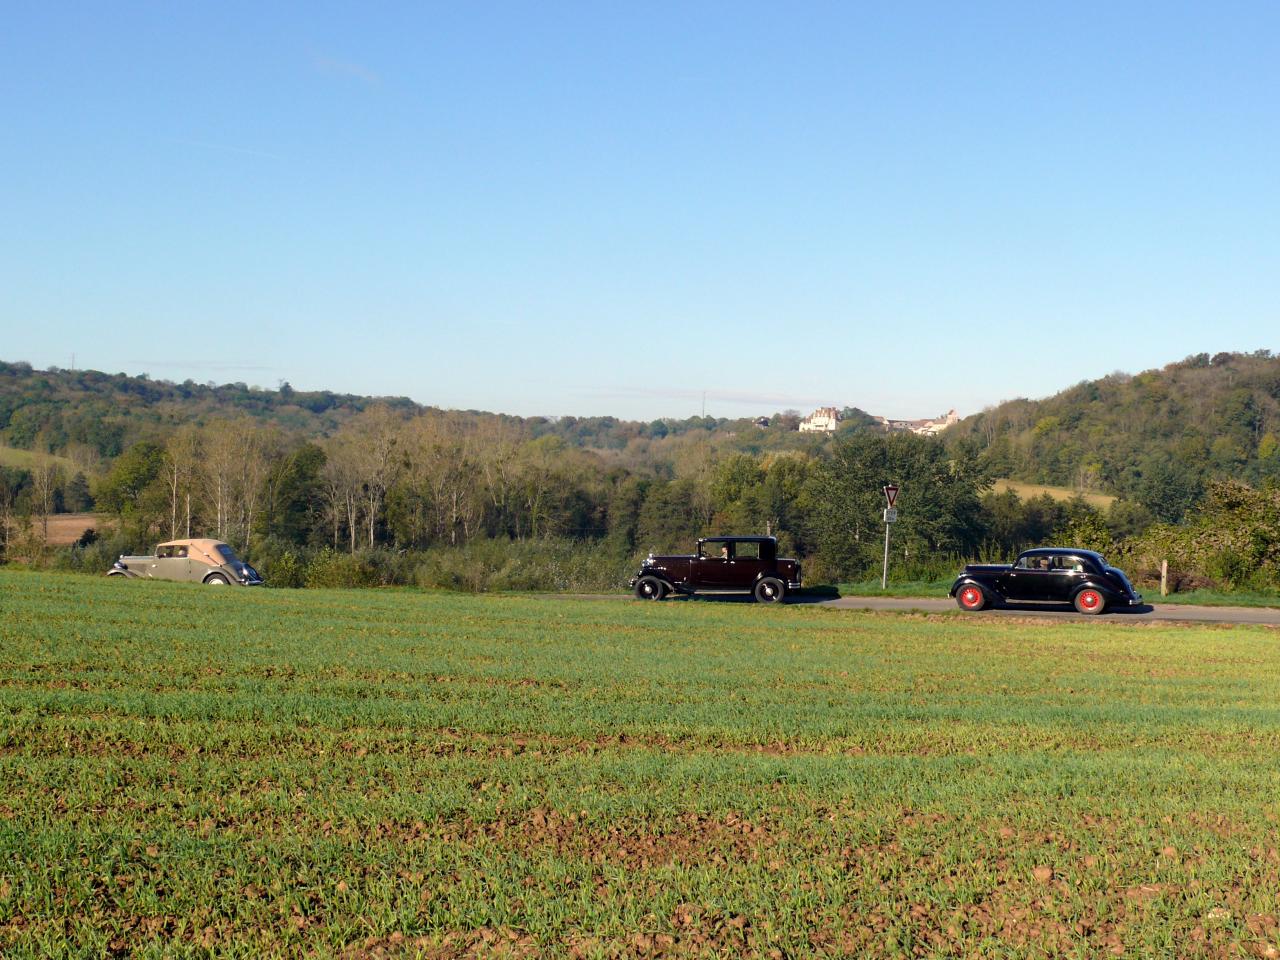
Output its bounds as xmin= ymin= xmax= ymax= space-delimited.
xmin=1020 ymin=547 xmax=1105 ymax=561
xmin=157 ymin=538 xmax=229 ymax=551
xmin=697 ymin=536 xmax=777 ymax=543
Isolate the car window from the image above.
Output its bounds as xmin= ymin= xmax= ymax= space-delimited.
xmin=1016 ymin=555 xmax=1041 ymax=569
xmin=699 ymin=542 xmax=730 ymax=559
xmin=157 ymin=546 xmax=173 ymax=559
xmin=1051 ymin=556 xmax=1085 ymax=571
xmin=216 ymin=544 xmax=240 ymax=564
xmin=735 ymin=542 xmax=761 ymax=560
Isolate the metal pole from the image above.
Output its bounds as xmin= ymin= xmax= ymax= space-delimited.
xmin=881 ymin=520 xmax=890 ymax=590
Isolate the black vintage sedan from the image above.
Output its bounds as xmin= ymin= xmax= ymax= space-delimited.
xmin=949 ymin=547 xmax=1142 ymax=615
xmin=630 ymin=536 xmax=802 ymax=603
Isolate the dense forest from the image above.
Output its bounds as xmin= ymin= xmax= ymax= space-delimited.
xmin=3 ymin=352 xmax=1279 ymax=592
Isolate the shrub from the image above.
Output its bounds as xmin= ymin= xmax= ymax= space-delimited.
xmin=304 ymin=548 xmax=378 ymax=589
xmin=263 ymin=551 xmax=306 ymax=588
xmin=414 ymin=538 xmax=636 ymax=593
xmin=46 ymin=532 xmax=134 ymax=575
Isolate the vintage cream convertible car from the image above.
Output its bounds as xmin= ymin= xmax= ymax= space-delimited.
xmin=107 ymin=538 xmax=263 ymax=586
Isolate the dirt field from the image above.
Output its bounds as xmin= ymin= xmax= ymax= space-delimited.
xmin=3 ymin=512 xmax=108 ymax=547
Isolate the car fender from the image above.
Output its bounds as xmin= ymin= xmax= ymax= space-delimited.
xmin=950 ymin=574 xmax=1001 ymax=600
xmin=632 ymin=572 xmax=676 ymax=593
xmin=106 ymin=560 xmax=141 ymax=579
xmin=1071 ymin=578 xmax=1120 ymax=602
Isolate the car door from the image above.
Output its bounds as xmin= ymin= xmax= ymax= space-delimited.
xmin=692 ymin=541 xmax=735 ymax=588
xmin=1003 ymin=555 xmax=1053 ymax=600
xmin=1046 ymin=555 xmax=1086 ymax=601
xmin=724 ymin=542 xmax=766 ymax=589
xmin=148 ymin=549 xmax=191 ymax=582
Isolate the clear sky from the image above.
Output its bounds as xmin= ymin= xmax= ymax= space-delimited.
xmin=3 ymin=2 xmax=1278 ymax=420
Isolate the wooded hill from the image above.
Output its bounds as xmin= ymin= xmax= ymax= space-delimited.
xmin=0 ymin=360 xmax=874 ymax=467
xmin=945 ymin=350 xmax=1280 ymax=522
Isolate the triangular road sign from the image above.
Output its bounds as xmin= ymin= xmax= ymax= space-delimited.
xmin=883 ymin=484 xmax=899 ymax=509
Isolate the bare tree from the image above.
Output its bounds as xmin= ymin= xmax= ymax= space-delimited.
xmin=402 ymin=415 xmax=484 ymax=546
xmin=348 ymin=406 xmax=402 ymax=549
xmin=198 ymin=418 xmax=283 ymax=550
xmin=200 ymin=420 xmax=240 ymax=542
xmin=0 ymin=470 xmax=17 ymax=558
xmin=240 ymin=424 xmax=284 ymax=548
xmin=320 ymin=435 xmax=363 ymax=553
xmin=164 ymin=425 xmax=202 ymax=539
xmin=30 ymin=458 xmax=63 ymax=543
xmin=517 ymin=436 xmax=572 ymax=539
xmin=474 ymin=417 xmax=523 ymax=537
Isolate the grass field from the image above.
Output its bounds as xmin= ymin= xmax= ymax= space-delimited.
xmin=991 ymin=479 xmax=1117 ymax=510
xmin=3 ymin=571 xmax=1280 ymax=958
xmin=839 ymin=578 xmax=956 ymax=599
xmin=0 ymin=445 xmax=79 ymax=474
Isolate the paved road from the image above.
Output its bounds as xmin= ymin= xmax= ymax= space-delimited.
xmin=569 ymin=592 xmax=1280 ymax=625
xmin=814 ymin=595 xmax=1280 ymax=625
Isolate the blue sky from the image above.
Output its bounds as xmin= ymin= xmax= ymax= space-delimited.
xmin=3 ymin=2 xmax=1278 ymax=420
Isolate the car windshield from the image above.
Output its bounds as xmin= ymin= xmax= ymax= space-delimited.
xmin=216 ymin=544 xmax=241 ymax=564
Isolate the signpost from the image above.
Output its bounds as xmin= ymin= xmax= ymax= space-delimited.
xmin=881 ymin=484 xmax=899 ymax=589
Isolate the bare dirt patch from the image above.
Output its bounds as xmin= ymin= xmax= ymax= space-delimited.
xmin=4 ymin=512 xmax=109 ymax=548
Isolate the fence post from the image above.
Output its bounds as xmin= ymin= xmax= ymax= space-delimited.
xmin=1160 ymin=559 xmax=1168 ymax=597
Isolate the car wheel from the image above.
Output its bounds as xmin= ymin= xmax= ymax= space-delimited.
xmin=634 ymin=576 xmax=667 ymax=600
xmin=205 ymin=574 xmax=229 ymax=586
xmin=106 ymin=571 xmax=127 ymax=578
xmin=754 ymin=577 xmax=786 ymax=603
xmin=956 ymin=584 xmax=986 ymax=611
xmin=1073 ymin=588 xmax=1105 ymax=615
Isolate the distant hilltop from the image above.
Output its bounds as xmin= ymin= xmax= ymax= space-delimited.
xmin=796 ymin=407 xmax=959 ymax=436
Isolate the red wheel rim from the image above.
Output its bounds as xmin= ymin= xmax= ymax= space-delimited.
xmin=960 ymin=587 xmax=981 ymax=608
xmin=1079 ymin=590 xmax=1100 ymax=609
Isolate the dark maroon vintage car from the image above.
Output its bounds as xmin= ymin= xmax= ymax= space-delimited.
xmin=631 ymin=536 xmax=802 ymax=603
xmin=949 ymin=547 xmax=1142 ymax=615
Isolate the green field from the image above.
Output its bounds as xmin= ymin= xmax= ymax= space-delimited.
xmin=0 ymin=445 xmax=79 ymax=473
xmin=3 ymin=572 xmax=1280 ymax=958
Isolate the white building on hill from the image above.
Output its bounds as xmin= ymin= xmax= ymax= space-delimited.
xmin=799 ymin=407 xmax=841 ymax=432
xmin=875 ymin=409 xmax=959 ymax=436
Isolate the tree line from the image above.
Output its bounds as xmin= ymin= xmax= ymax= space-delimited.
xmin=7 ymin=352 xmax=1280 ymax=592
xmin=6 ymin=404 xmax=1026 ymax=585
